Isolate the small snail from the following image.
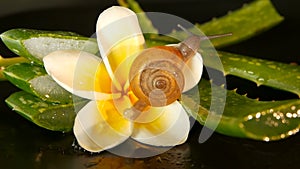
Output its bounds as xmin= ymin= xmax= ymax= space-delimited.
xmin=124 ymin=25 xmax=232 ymax=120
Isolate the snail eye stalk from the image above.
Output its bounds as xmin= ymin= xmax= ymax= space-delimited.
xmin=177 ymin=24 xmax=232 ymax=61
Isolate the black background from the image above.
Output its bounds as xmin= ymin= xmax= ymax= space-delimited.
xmin=0 ymin=0 xmax=300 ymax=168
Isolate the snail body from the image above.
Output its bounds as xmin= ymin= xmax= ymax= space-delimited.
xmin=126 ymin=30 xmax=231 ymax=119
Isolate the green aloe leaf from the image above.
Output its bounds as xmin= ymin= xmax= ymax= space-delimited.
xmin=203 ymin=51 xmax=300 ymax=97
xmin=198 ymin=0 xmax=284 ymax=48
xmin=5 ymin=91 xmax=88 ymax=132
xmin=0 ymin=29 xmax=98 ymax=65
xmin=0 ymin=56 xmax=28 ymax=81
xmin=170 ymin=0 xmax=284 ymax=48
xmin=123 ymin=0 xmax=284 ymax=49
xmin=183 ymin=80 xmax=300 ymax=141
xmin=3 ymin=62 xmax=74 ymax=103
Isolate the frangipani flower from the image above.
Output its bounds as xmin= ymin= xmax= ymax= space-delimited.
xmin=43 ymin=6 xmax=203 ymax=153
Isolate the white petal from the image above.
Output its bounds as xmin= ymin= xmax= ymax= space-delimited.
xmin=165 ymin=44 xmax=203 ymax=92
xmin=183 ymin=52 xmax=203 ymax=92
xmin=73 ymin=101 xmax=132 ymax=152
xmin=96 ymin=6 xmax=144 ymax=56
xmin=131 ymin=101 xmax=190 ymax=147
xmin=133 ymin=106 xmax=166 ymax=124
xmin=43 ymin=50 xmax=112 ymax=100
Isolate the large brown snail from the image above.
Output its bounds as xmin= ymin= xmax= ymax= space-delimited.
xmin=124 ymin=25 xmax=232 ymax=120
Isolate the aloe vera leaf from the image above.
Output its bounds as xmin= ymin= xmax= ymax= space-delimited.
xmin=198 ymin=0 xmax=284 ymax=48
xmin=123 ymin=0 xmax=283 ymax=49
xmin=183 ymin=79 xmax=300 ymax=141
xmin=170 ymin=0 xmax=284 ymax=48
xmin=5 ymin=91 xmax=88 ymax=132
xmin=0 ymin=56 xmax=28 ymax=81
xmin=0 ymin=29 xmax=98 ymax=65
xmin=3 ymin=62 xmax=74 ymax=103
xmin=202 ymin=51 xmax=300 ymax=97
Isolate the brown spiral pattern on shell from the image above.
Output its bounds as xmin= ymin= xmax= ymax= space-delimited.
xmin=129 ymin=47 xmax=185 ymax=107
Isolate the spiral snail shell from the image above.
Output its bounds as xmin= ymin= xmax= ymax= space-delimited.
xmin=130 ymin=46 xmax=186 ymax=108
xmin=127 ymin=34 xmax=202 ymax=117
xmin=126 ymin=27 xmax=232 ymax=118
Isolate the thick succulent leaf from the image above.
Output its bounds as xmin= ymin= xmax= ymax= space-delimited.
xmin=0 ymin=56 xmax=28 ymax=81
xmin=203 ymin=51 xmax=300 ymax=97
xmin=125 ymin=0 xmax=284 ymax=49
xmin=183 ymin=79 xmax=300 ymax=141
xmin=0 ymin=29 xmax=98 ymax=65
xmin=168 ymin=0 xmax=284 ymax=48
xmin=5 ymin=91 xmax=88 ymax=132
xmin=197 ymin=0 xmax=284 ymax=48
xmin=3 ymin=62 xmax=75 ymax=103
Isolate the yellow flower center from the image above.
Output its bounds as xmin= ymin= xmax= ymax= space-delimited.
xmin=94 ymin=35 xmax=144 ymax=121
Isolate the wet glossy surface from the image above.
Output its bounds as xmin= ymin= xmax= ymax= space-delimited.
xmin=1 ymin=0 xmax=300 ymax=168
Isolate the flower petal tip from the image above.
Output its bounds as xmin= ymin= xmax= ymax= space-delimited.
xmin=74 ymin=101 xmax=132 ymax=152
xmin=96 ymin=6 xmax=144 ymax=56
xmin=132 ymin=101 xmax=190 ymax=147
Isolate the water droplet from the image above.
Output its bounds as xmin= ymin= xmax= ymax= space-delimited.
xmin=257 ymin=77 xmax=265 ymax=82
xmin=268 ymin=65 xmax=277 ymax=69
xmin=247 ymin=115 xmax=253 ymax=120
xmin=255 ymin=112 xmax=261 ymax=119
xmin=72 ymin=141 xmax=76 ymax=147
xmin=263 ymin=137 xmax=270 ymax=142
xmin=273 ymin=112 xmax=281 ymax=120
xmin=291 ymin=106 xmax=296 ymax=111
xmin=247 ymin=71 xmax=254 ymax=75
xmin=293 ymin=113 xmax=298 ymax=118
xmin=123 ymin=108 xmax=138 ymax=121
xmin=286 ymin=112 xmax=292 ymax=118
xmin=228 ymin=57 xmax=240 ymax=61
xmin=288 ymin=130 xmax=294 ymax=136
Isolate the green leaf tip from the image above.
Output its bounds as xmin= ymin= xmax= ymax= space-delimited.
xmin=5 ymin=91 xmax=88 ymax=132
xmin=1 ymin=29 xmax=98 ymax=65
xmin=198 ymin=0 xmax=284 ymax=48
